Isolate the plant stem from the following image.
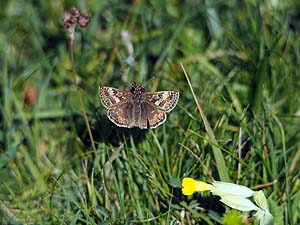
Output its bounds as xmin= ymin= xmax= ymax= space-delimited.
xmin=68 ymin=37 xmax=101 ymax=172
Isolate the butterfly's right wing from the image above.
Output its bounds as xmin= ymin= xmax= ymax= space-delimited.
xmin=99 ymin=86 xmax=132 ymax=109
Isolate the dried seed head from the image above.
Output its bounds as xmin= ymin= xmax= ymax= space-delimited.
xmin=63 ymin=7 xmax=91 ymax=29
xmin=77 ymin=13 xmax=91 ymax=27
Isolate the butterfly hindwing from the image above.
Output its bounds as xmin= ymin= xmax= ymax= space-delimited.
xmin=140 ymin=101 xmax=166 ymax=129
xmin=107 ymin=102 xmax=134 ymax=128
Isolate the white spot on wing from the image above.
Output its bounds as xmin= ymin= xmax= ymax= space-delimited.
xmin=154 ymin=92 xmax=169 ymax=105
xmin=107 ymin=88 xmax=121 ymax=104
xmin=107 ymin=88 xmax=114 ymax=96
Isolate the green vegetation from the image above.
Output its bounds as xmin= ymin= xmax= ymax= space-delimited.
xmin=1 ymin=1 xmax=300 ymax=224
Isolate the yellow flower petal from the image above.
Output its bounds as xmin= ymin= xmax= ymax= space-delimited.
xmin=182 ymin=178 xmax=196 ymax=195
xmin=182 ymin=178 xmax=213 ymax=195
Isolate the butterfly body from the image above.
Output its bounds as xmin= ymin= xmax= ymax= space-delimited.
xmin=99 ymin=82 xmax=179 ymax=129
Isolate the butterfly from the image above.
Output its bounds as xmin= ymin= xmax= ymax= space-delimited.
xmin=99 ymin=82 xmax=179 ymax=129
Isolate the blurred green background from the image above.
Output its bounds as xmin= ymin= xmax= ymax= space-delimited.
xmin=0 ymin=0 xmax=300 ymax=224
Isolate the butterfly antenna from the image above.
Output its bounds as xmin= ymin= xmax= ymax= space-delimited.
xmin=143 ymin=76 xmax=156 ymax=85
xmin=125 ymin=80 xmax=131 ymax=87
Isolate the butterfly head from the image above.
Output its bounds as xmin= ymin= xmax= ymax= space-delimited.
xmin=130 ymin=82 xmax=146 ymax=95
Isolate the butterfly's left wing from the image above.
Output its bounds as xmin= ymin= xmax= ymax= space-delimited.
xmin=99 ymin=86 xmax=132 ymax=109
xmin=143 ymin=91 xmax=179 ymax=112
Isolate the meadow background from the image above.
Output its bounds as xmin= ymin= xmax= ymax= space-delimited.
xmin=0 ymin=0 xmax=300 ymax=224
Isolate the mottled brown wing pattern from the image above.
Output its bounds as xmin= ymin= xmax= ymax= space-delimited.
xmin=99 ymin=87 xmax=131 ymax=109
xmin=140 ymin=102 xmax=166 ymax=129
xmin=143 ymin=91 xmax=179 ymax=112
xmin=107 ymin=102 xmax=134 ymax=128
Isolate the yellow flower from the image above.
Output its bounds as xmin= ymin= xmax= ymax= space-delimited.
xmin=181 ymin=178 xmax=273 ymax=224
xmin=182 ymin=178 xmax=213 ymax=195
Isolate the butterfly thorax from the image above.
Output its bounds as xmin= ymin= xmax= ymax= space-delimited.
xmin=130 ymin=82 xmax=146 ymax=95
xmin=129 ymin=82 xmax=146 ymax=104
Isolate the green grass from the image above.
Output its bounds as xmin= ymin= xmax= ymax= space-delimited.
xmin=1 ymin=1 xmax=300 ymax=224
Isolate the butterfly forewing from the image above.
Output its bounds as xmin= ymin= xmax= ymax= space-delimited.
xmin=99 ymin=87 xmax=131 ymax=109
xmin=143 ymin=91 xmax=179 ymax=112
